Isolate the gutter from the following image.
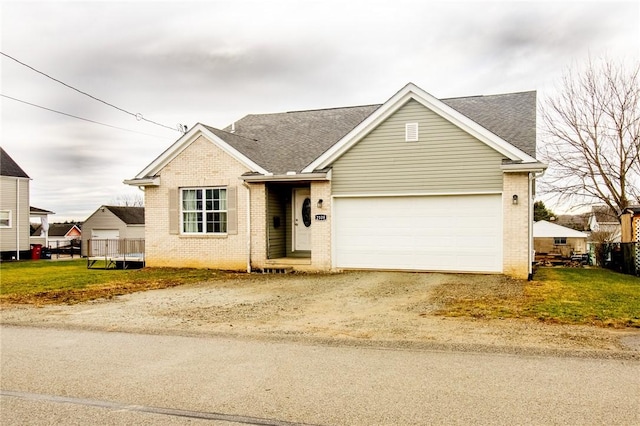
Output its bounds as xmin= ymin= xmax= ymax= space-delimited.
xmin=528 ymin=169 xmax=546 ymax=280
xmin=240 ymin=171 xmax=330 ymax=183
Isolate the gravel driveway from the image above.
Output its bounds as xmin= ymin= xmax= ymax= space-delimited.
xmin=2 ymin=271 xmax=638 ymax=357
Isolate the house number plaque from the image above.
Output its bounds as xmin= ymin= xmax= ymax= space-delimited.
xmin=315 ymin=214 xmax=327 ymax=221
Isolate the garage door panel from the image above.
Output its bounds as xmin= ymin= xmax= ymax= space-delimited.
xmin=334 ymin=195 xmax=503 ymax=273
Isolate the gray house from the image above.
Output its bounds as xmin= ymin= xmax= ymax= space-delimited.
xmin=1 ymin=147 xmax=31 ymax=260
xmin=81 ymin=205 xmax=144 ymax=256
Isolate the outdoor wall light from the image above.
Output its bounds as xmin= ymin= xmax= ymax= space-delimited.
xmin=317 ymin=199 xmax=324 ymax=208
xmin=512 ymin=194 xmax=519 ymax=205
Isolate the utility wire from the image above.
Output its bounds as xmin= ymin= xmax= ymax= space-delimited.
xmin=0 ymin=51 xmax=182 ymax=133
xmin=1 ymin=94 xmax=173 ymax=139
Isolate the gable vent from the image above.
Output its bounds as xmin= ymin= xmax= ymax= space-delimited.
xmin=405 ymin=123 xmax=419 ymax=142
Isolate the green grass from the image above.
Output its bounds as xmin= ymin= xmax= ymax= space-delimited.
xmin=433 ymin=267 xmax=640 ymax=328
xmin=0 ymin=259 xmax=223 ymax=304
xmin=526 ymin=268 xmax=640 ymax=328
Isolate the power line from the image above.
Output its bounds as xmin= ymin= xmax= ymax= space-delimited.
xmin=0 ymin=51 xmax=184 ymax=133
xmin=1 ymin=93 xmax=173 ymax=139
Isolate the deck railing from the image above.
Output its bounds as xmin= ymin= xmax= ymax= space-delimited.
xmin=86 ymin=238 xmax=145 ymax=269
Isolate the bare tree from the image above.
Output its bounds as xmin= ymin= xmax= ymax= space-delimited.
xmin=540 ymin=57 xmax=640 ymax=221
xmin=112 ymin=193 xmax=144 ymax=207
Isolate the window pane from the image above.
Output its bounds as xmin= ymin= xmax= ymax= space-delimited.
xmin=183 ymin=212 xmax=201 ymax=233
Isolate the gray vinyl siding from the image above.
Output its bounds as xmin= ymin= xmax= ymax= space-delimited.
xmin=331 ymin=99 xmax=505 ymax=194
xmin=0 ymin=176 xmax=30 ymax=253
xmin=267 ymin=188 xmax=286 ymax=259
xmin=81 ymin=210 xmax=143 ymax=256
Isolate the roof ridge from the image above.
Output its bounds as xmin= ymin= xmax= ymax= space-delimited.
xmin=442 ymin=90 xmax=535 ymax=101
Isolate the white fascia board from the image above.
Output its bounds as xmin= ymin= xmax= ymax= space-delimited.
xmin=134 ymin=123 xmax=268 ymax=179
xmin=501 ymin=162 xmax=548 ymax=172
xmin=123 ymin=176 xmax=160 ymax=187
xmin=303 ymin=83 xmax=538 ymax=172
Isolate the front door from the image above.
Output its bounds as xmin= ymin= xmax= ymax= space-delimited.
xmin=293 ymin=188 xmax=312 ymax=251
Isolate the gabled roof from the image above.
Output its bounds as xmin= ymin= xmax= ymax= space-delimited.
xmin=304 ymin=83 xmax=540 ymax=172
xmin=1 ymin=147 xmax=29 ymax=178
xmin=534 ymin=220 xmax=589 ymax=238
xmin=221 ymin=105 xmax=380 ymax=174
xmin=32 ymin=223 xmax=81 ymax=237
xmin=30 ymin=206 xmax=55 ymax=215
xmin=441 ymin=91 xmax=536 ymax=158
xmin=104 ymin=206 xmax=145 ymax=225
xmin=591 ymin=205 xmax=619 ymax=224
xmin=127 ymin=83 xmax=543 ymax=183
xmin=554 ymin=214 xmax=590 ymax=231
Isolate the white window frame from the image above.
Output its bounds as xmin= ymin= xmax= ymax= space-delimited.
xmin=405 ymin=122 xmax=419 ymax=142
xmin=180 ymin=187 xmax=228 ymax=235
xmin=0 ymin=210 xmax=11 ymax=228
xmin=554 ymin=237 xmax=567 ymax=245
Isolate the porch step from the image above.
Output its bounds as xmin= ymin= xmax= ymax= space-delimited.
xmin=260 ymin=267 xmax=293 ymax=274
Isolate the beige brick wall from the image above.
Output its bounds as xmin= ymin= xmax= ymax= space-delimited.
xmin=145 ymin=135 xmax=250 ymax=270
xmin=249 ymin=182 xmax=267 ymax=269
xmin=502 ymin=172 xmax=531 ymax=279
xmin=310 ymin=180 xmax=332 ymax=271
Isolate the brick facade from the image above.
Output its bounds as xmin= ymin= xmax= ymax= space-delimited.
xmin=142 ymin=132 xmax=534 ymax=279
xmin=144 ymin=136 xmax=250 ymax=269
xmin=502 ymin=172 xmax=531 ymax=279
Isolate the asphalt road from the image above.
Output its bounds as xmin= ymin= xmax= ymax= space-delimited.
xmin=1 ymin=326 xmax=639 ymax=425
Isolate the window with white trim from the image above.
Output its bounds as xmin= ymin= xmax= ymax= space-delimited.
xmin=181 ymin=188 xmax=227 ymax=234
xmin=0 ymin=210 xmax=11 ymax=228
xmin=405 ymin=123 xmax=419 ymax=142
xmin=554 ymin=237 xmax=567 ymax=245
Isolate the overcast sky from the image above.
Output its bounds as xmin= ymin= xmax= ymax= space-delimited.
xmin=1 ymin=0 xmax=639 ymax=222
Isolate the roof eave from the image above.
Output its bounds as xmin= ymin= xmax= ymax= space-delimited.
xmin=240 ymin=171 xmax=330 ymax=183
xmin=501 ymin=162 xmax=548 ymax=173
xmin=124 ymin=176 xmax=160 ymax=187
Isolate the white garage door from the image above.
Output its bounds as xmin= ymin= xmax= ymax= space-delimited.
xmin=333 ymin=195 xmax=503 ymax=273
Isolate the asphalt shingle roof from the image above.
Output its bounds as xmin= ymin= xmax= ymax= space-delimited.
xmin=1 ymin=147 xmax=29 ymax=178
xmin=104 ymin=206 xmax=145 ymax=225
xmin=220 ymin=105 xmax=380 ymax=174
xmin=207 ymin=90 xmax=536 ymax=174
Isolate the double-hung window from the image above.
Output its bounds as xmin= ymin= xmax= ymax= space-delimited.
xmin=0 ymin=210 xmax=11 ymax=228
xmin=182 ymin=188 xmax=227 ymax=234
xmin=553 ymin=237 xmax=567 ymax=245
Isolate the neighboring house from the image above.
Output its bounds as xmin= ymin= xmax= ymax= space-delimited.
xmin=81 ymin=206 xmax=145 ymax=256
xmin=30 ymin=206 xmax=55 ymax=247
xmin=533 ymin=220 xmax=588 ymax=257
xmin=589 ymin=205 xmax=621 ymax=242
xmin=32 ymin=223 xmax=81 ymax=248
xmin=1 ymin=147 xmax=31 ymax=260
xmin=554 ymin=214 xmax=590 ymax=232
xmin=125 ymin=83 xmax=547 ymax=279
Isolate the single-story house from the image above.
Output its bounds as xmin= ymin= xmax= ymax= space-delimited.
xmin=533 ymin=220 xmax=588 ymax=257
xmin=81 ymin=206 xmax=144 ymax=257
xmin=32 ymin=223 xmax=81 ymax=248
xmin=125 ymin=83 xmax=547 ymax=278
xmin=589 ymin=205 xmax=621 ymax=242
xmin=1 ymin=147 xmax=32 ymax=260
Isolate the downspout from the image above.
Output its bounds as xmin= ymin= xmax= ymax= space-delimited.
xmin=528 ymin=169 xmax=546 ymax=280
xmin=16 ymin=179 xmax=20 ymax=260
xmin=242 ymin=182 xmax=252 ymax=273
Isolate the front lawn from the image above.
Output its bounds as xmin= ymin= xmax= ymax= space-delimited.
xmin=0 ymin=259 xmax=222 ymax=304
xmin=526 ymin=268 xmax=640 ymax=327
xmin=434 ymin=267 xmax=640 ymax=328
